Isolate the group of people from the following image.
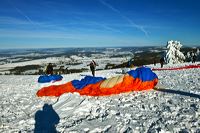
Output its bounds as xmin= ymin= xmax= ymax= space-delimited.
xmin=45 ymin=57 xmax=166 ymax=77
xmin=45 ymin=60 xmax=98 ymax=77
xmin=47 ymin=53 xmax=198 ymax=76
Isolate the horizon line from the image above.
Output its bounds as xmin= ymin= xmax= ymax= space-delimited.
xmin=0 ymin=45 xmax=199 ymax=50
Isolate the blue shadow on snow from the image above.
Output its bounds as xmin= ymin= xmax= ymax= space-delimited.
xmin=34 ymin=103 xmax=60 ymax=133
xmin=154 ymin=88 xmax=200 ymax=99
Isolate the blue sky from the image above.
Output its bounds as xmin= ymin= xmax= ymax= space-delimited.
xmin=0 ymin=0 xmax=200 ymax=48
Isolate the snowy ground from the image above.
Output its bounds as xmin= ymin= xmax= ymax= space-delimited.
xmin=0 ymin=62 xmax=200 ymax=133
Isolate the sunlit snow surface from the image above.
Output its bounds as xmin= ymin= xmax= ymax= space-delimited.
xmin=0 ymin=62 xmax=200 ymax=132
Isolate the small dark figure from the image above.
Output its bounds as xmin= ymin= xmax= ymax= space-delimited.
xmin=65 ymin=67 xmax=69 ymax=74
xmin=192 ymin=54 xmax=197 ymax=63
xmin=127 ymin=58 xmax=134 ymax=68
xmin=160 ymin=57 xmax=165 ymax=68
xmin=58 ymin=66 xmax=65 ymax=74
xmin=153 ymin=59 xmax=156 ymax=66
xmin=46 ymin=63 xmax=53 ymax=75
xmin=34 ymin=104 xmax=60 ymax=133
xmin=88 ymin=60 xmax=98 ymax=76
xmin=127 ymin=60 xmax=131 ymax=68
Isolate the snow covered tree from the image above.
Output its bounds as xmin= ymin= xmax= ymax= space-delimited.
xmin=197 ymin=48 xmax=199 ymax=55
xmin=187 ymin=52 xmax=191 ymax=58
xmin=185 ymin=51 xmax=192 ymax=62
xmin=165 ymin=40 xmax=185 ymax=64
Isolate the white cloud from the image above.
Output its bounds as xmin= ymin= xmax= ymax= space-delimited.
xmin=0 ymin=16 xmax=30 ymax=25
xmin=99 ymin=0 xmax=149 ymax=37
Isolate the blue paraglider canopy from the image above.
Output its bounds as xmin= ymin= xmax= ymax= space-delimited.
xmin=72 ymin=76 xmax=106 ymax=90
xmin=128 ymin=67 xmax=158 ymax=82
xmin=38 ymin=75 xmax=63 ymax=83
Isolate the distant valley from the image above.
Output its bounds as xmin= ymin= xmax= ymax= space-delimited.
xmin=0 ymin=46 xmax=199 ymax=75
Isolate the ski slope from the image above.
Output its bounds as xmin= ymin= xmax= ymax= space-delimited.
xmin=0 ymin=62 xmax=200 ymax=132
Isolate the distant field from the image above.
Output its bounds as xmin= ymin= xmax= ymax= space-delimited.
xmin=0 ymin=46 xmax=199 ymax=75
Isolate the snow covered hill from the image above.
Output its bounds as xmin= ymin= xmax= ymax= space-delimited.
xmin=0 ymin=62 xmax=200 ymax=132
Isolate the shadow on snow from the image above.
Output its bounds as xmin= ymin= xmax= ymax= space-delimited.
xmin=155 ymin=88 xmax=200 ymax=99
xmin=34 ymin=103 xmax=60 ymax=133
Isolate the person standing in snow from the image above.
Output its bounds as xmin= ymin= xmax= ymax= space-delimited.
xmin=153 ymin=58 xmax=156 ymax=66
xmin=88 ymin=60 xmax=98 ymax=76
xmin=160 ymin=57 xmax=165 ymax=68
xmin=127 ymin=58 xmax=134 ymax=68
xmin=192 ymin=52 xmax=197 ymax=63
xmin=45 ymin=63 xmax=54 ymax=75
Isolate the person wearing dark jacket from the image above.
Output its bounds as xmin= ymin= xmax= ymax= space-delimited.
xmin=88 ymin=60 xmax=98 ymax=76
xmin=153 ymin=58 xmax=156 ymax=66
xmin=46 ymin=63 xmax=53 ymax=75
xmin=192 ymin=53 xmax=197 ymax=63
xmin=160 ymin=57 xmax=165 ymax=68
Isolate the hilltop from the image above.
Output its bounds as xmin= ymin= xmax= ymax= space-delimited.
xmin=0 ymin=62 xmax=200 ymax=132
